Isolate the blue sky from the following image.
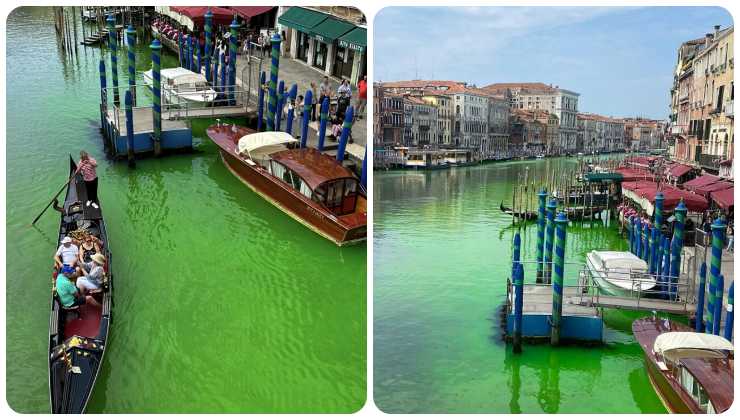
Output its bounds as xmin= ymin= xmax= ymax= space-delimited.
xmin=374 ymin=7 xmax=733 ymax=119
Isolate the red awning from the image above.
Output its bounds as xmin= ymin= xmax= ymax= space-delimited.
xmin=622 ymin=180 xmax=657 ymax=192
xmin=711 ymin=187 xmax=734 ymax=209
xmin=668 ymin=164 xmax=693 ymax=178
xmin=683 ymin=174 xmax=721 ymax=191
xmin=694 ymin=181 xmax=734 ymax=196
xmin=617 ymin=167 xmax=653 ymax=182
xmin=228 ymin=6 xmax=275 ymax=20
xmin=171 ymin=7 xmax=236 ymax=27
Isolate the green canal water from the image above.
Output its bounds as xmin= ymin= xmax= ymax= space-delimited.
xmin=6 ymin=7 xmax=365 ymax=413
xmin=374 ymin=160 xmax=668 ymax=414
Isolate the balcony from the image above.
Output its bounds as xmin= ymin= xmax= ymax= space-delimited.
xmin=698 ymin=153 xmax=723 ymax=171
xmin=725 ymin=101 xmax=733 ymax=118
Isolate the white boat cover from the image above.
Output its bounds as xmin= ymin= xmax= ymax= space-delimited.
xmin=237 ymin=132 xmax=297 ymax=156
xmin=591 ymin=251 xmax=647 ymax=271
xmin=654 ymin=332 xmax=734 ymax=362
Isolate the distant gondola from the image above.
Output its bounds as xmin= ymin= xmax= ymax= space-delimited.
xmin=499 ymin=201 xmax=537 ymax=220
xmin=48 ymin=157 xmax=112 ymax=413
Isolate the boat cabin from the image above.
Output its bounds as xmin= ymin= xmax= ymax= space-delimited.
xmin=237 ymin=132 xmax=362 ymax=216
xmin=653 ymin=332 xmax=734 ymax=413
xmin=590 ymin=251 xmax=649 ymax=279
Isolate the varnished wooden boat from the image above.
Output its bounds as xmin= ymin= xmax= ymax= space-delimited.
xmin=206 ymin=124 xmax=367 ymax=246
xmin=632 ymin=316 xmax=733 ymax=414
xmin=48 ymin=157 xmax=113 ymax=413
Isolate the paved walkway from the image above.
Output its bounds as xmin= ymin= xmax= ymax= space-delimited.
xmin=234 ymin=52 xmax=367 ymax=148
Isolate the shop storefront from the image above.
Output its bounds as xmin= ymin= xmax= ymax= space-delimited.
xmin=337 ymin=27 xmax=366 ymax=82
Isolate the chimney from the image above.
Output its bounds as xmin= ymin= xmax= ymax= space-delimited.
xmin=714 ymin=25 xmax=721 ymax=38
xmin=705 ymin=33 xmax=713 ymax=47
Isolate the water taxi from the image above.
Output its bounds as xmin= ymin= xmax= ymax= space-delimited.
xmin=143 ymin=67 xmax=217 ymax=105
xmin=585 ymin=250 xmax=656 ymax=296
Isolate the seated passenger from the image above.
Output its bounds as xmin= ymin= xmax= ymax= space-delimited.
xmin=55 ymin=266 xmax=100 ymax=309
xmin=76 ymin=253 xmax=106 ymax=294
xmin=78 ymin=234 xmax=102 ymax=264
xmin=54 ymin=236 xmax=79 ymax=270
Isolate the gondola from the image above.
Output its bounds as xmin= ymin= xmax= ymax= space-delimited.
xmin=48 ymin=157 xmax=112 ymax=413
xmin=499 ymin=201 xmax=537 ymax=221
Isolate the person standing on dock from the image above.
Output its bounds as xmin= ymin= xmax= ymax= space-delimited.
xmin=76 ymin=150 xmax=99 ymax=209
xmin=356 ymin=75 xmax=367 ymax=120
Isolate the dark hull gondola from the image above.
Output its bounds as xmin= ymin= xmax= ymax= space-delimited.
xmin=48 ymin=157 xmax=112 ymax=413
xmin=499 ymin=201 xmax=537 ymax=221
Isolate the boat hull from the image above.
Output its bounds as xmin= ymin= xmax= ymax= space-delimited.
xmin=585 ymin=254 xmax=656 ymax=297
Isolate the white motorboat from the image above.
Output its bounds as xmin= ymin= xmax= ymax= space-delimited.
xmin=585 ymin=250 xmax=656 ymax=296
xmin=143 ymin=67 xmax=217 ymax=105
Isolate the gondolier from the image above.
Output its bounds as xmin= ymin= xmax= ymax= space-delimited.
xmin=76 ymin=150 xmax=98 ymax=209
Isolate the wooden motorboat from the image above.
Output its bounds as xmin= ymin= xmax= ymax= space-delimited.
xmin=499 ymin=202 xmax=537 ymax=220
xmin=632 ymin=317 xmax=733 ymax=414
xmin=206 ymin=124 xmax=367 ymax=246
xmin=143 ymin=67 xmax=217 ymax=105
xmin=48 ymin=157 xmax=112 ymax=413
xmin=585 ymin=251 xmax=656 ymax=296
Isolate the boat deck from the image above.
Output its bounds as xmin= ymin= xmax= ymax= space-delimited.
xmin=106 ymin=108 xmax=188 ymax=136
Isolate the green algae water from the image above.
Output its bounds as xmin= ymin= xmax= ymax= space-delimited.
xmin=6 ymin=7 xmax=365 ymax=413
xmin=374 ymin=160 xmax=668 ymax=414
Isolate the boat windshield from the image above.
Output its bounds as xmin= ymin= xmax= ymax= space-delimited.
xmin=313 ymin=179 xmax=359 ymax=216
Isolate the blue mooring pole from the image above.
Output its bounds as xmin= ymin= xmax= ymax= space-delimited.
xmin=98 ymin=59 xmax=107 ymax=129
xmin=628 ymin=216 xmax=635 ymax=254
xmin=107 ymin=14 xmax=120 ymax=106
xmin=536 ymin=190 xmax=547 ymax=283
xmin=197 ymin=43 xmax=202 ymax=75
xmin=275 ymin=80 xmax=285 ymax=131
xmin=300 ymin=90 xmax=313 ymax=148
xmin=655 ymin=192 xmax=664 ymax=230
xmin=178 ymin=32 xmax=184 ymax=67
xmin=669 ymin=201 xmax=687 ymax=301
xmin=513 ymin=231 xmax=521 ymax=274
xmin=511 ymin=232 xmax=522 ymax=351
xmin=635 ymin=218 xmax=642 ymax=258
xmin=706 ymin=218 xmax=727 ymax=334
xmin=229 ymin=18 xmax=240 ymax=106
xmin=544 ymin=199 xmax=557 ymax=284
xmin=257 ymin=71 xmax=266 ymax=131
xmin=713 ymin=274 xmax=724 ymax=335
xmin=551 ymin=212 xmax=568 ymax=346
xmin=285 ymin=84 xmax=298 ymax=135
xmin=695 ymin=262 xmax=707 ymax=332
xmin=150 ymin=38 xmax=162 ymax=156
xmin=266 ymin=33 xmax=281 ymax=131
xmin=360 ymin=149 xmax=367 ymax=190
xmin=204 ymin=9 xmax=212 ymax=83
xmin=513 ymin=261 xmax=524 ymax=354
xmin=213 ymin=52 xmax=220 ymax=91
xmin=220 ymin=52 xmax=227 ymax=104
xmin=126 ymin=25 xmax=136 ymax=106
xmin=124 ymin=90 xmax=135 ymax=167
xmin=656 ymin=235 xmax=665 ymax=283
xmin=648 ymin=226 xmax=656 ymax=274
xmin=661 ymin=236 xmax=670 ymax=299
xmin=318 ymin=96 xmax=330 ymax=152
xmin=723 ymin=282 xmax=734 ymax=341
xmin=336 ymin=106 xmax=354 ymax=163
xmin=642 ymin=222 xmax=650 ymax=262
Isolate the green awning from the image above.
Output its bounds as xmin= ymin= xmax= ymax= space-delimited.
xmin=584 ymin=172 xmax=624 ymax=183
xmin=309 ymin=16 xmax=355 ymax=44
xmin=338 ymin=27 xmax=366 ymax=52
xmin=277 ymin=7 xmax=328 ymax=34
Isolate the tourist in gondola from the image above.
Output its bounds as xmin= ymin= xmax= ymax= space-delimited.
xmin=56 ymin=265 xmax=100 ymax=309
xmin=76 ymin=150 xmax=99 ymax=209
xmin=76 ymin=253 xmax=106 ymax=295
xmin=54 ymin=236 xmax=79 ymax=270
xmin=78 ymin=233 xmax=102 ymax=264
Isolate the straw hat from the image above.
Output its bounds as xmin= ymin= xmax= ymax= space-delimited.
xmin=91 ymin=253 xmax=106 ymax=266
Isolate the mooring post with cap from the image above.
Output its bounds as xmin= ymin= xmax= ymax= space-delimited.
xmin=98 ymin=59 xmax=107 ymax=130
xmin=285 ymin=83 xmax=297 ymax=135
xmin=107 ymin=14 xmax=120 ymax=106
xmin=695 ymin=262 xmax=706 ymax=332
xmin=275 ymin=80 xmax=285 ymax=131
xmin=257 ymin=71 xmax=266 ymax=131
xmin=300 ymin=90 xmax=313 ymax=148
xmin=317 ymin=96 xmax=330 ymax=152
xmin=336 ymin=106 xmax=354 ymax=163
xmin=706 ymin=217 xmax=727 ymax=334
xmin=512 ymin=232 xmax=522 ymax=353
xmin=713 ymin=274 xmax=725 ymax=335
xmin=204 ymin=9 xmax=212 ymax=83
xmin=536 ymin=189 xmax=547 ymax=283
xmin=150 ymin=38 xmax=162 ymax=156
xmin=266 ymin=33 xmax=281 ymax=131
xmin=723 ymin=282 xmax=734 ymax=341
xmin=124 ymin=90 xmax=135 ymax=167
xmin=125 ymin=25 xmax=136 ymax=106
xmin=551 ymin=212 xmax=568 ymax=346
xmin=229 ymin=18 xmax=239 ymax=106
xmin=544 ymin=199 xmax=557 ymax=284
xmin=654 ymin=192 xmax=664 ymax=230
xmin=513 ymin=261 xmax=524 ymax=354
xmin=669 ymin=201 xmax=687 ymax=300
xmin=661 ymin=236 xmax=671 ymax=299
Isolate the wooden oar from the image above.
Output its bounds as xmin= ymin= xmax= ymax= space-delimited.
xmin=30 ymin=171 xmax=77 ymax=226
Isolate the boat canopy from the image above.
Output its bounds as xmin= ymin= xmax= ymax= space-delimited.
xmin=237 ymin=132 xmax=298 ymax=157
xmin=654 ymin=332 xmax=733 ymax=363
xmin=592 ymin=251 xmax=647 ymax=271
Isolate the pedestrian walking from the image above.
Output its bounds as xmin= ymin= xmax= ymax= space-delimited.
xmin=310 ymin=82 xmax=318 ymax=121
xmin=262 ymin=32 xmax=271 ymax=58
xmin=355 ymin=75 xmax=367 ymax=119
xmin=319 ymin=76 xmax=332 ymax=116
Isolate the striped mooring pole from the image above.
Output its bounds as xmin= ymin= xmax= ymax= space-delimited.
xmin=126 ymin=25 xmax=136 ymax=106
xmin=661 ymin=236 xmax=670 ymax=299
xmin=300 ymin=89 xmax=313 ymax=148
xmin=707 ymin=217 xmax=726 ymax=334
xmin=150 ymin=38 xmax=162 ymax=156
xmin=551 ymin=212 xmax=568 ymax=346
xmin=723 ymin=282 xmax=734 ymax=341
xmin=107 ymin=14 xmax=120 ymax=106
xmin=204 ymin=10 xmax=212 ymax=83
xmin=229 ymin=18 xmax=239 ymax=106
xmin=628 ymin=216 xmax=635 ymax=254
xmin=336 ymin=106 xmax=354 ymax=163
xmin=512 ymin=232 xmax=522 ymax=352
xmin=544 ymin=199 xmax=557 ymax=284
xmin=188 ymin=35 xmax=194 ymax=72
xmin=654 ymin=192 xmax=664 ymax=229
xmin=695 ymin=262 xmax=707 ymax=332
xmin=285 ymin=84 xmax=298 ymax=135
xmin=642 ymin=222 xmax=650 ymax=262
xmin=713 ymin=274 xmax=724 ymax=335
xmin=220 ymin=52 xmax=227 ymax=103
xmin=197 ymin=43 xmax=202 ymax=75
xmin=512 ymin=230 xmax=521 ymax=274
xmin=648 ymin=226 xmax=656 ymax=274
xmin=257 ymin=71 xmax=266 ymax=131
xmin=124 ymin=90 xmax=135 ymax=167
xmin=98 ymin=59 xmax=107 ymax=129
xmin=669 ymin=201 xmax=687 ymax=301
xmin=213 ymin=52 xmax=220 ymax=92
xmin=275 ymin=80 xmax=285 ymax=131
xmin=317 ymin=96 xmax=330 ymax=152
xmin=635 ymin=218 xmax=642 ymax=258
xmin=266 ymin=33 xmax=281 ymax=131
xmin=656 ymin=234 xmax=665 ymax=282
xmin=178 ymin=32 xmax=183 ymax=67
xmin=536 ymin=190 xmax=547 ymax=283
xmin=360 ymin=149 xmax=367 ymax=190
